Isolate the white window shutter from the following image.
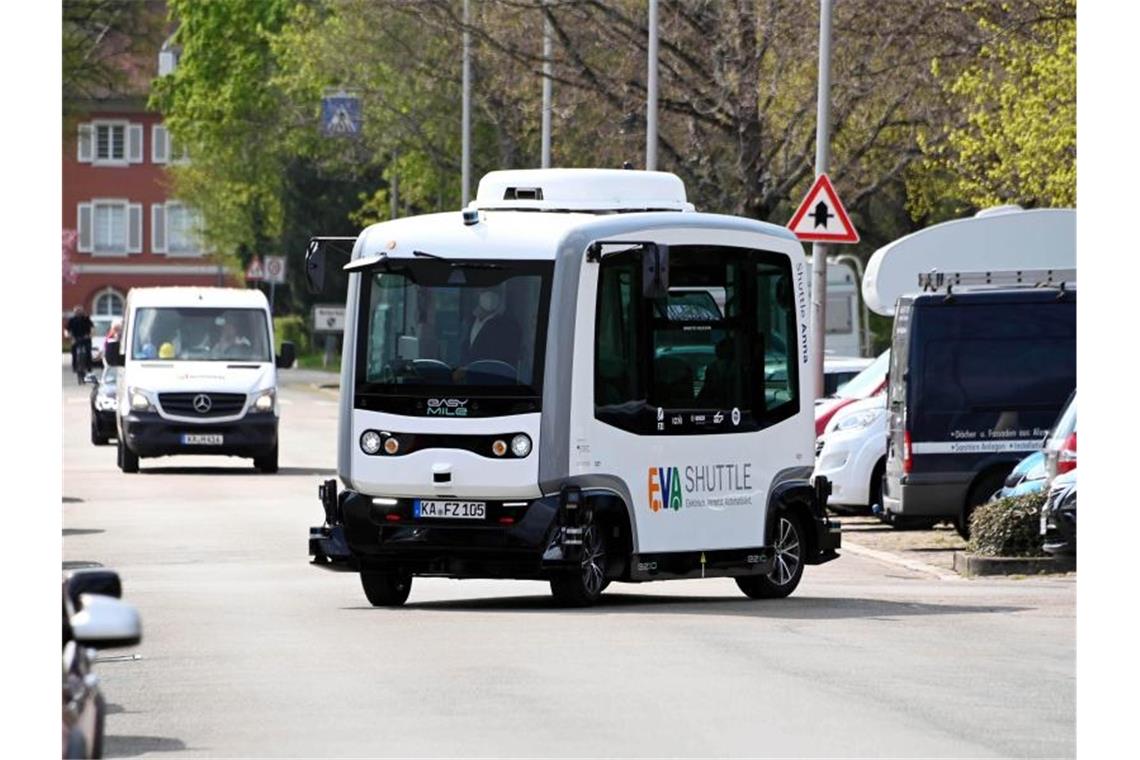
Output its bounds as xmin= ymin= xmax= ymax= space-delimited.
xmin=128 ymin=204 xmax=142 ymax=253
xmin=77 ymin=203 xmax=93 ymax=252
xmin=127 ymin=124 xmax=143 ymax=163
xmin=152 ymin=125 xmax=169 ymax=164
xmin=77 ymin=124 xmax=93 ymax=163
xmin=151 ymin=204 xmax=167 ymax=253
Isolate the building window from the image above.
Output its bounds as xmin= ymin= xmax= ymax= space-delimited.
xmin=94 ymin=202 xmax=127 ymax=252
xmin=152 ymin=124 xmax=190 ymax=165
xmin=154 ymin=201 xmax=203 ymax=256
xmin=77 ymin=121 xmax=142 ymax=165
xmin=93 ymin=288 xmax=124 ymax=319
xmin=77 ymin=200 xmax=142 ymax=255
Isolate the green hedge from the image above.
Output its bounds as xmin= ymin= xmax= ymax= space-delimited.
xmin=273 ymin=315 xmax=311 ymax=355
xmin=967 ymin=492 xmax=1047 ymax=558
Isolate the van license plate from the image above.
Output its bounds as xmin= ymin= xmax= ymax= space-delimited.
xmin=182 ymin=434 xmax=224 ymax=445
xmin=413 ymin=500 xmax=486 ymax=520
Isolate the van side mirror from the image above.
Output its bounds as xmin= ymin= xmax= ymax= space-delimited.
xmin=70 ymin=594 xmax=141 ymax=650
xmin=104 ymin=340 xmax=124 ymax=367
xmin=642 ymin=243 xmax=670 ymax=300
xmin=276 ymin=341 xmax=295 ymax=369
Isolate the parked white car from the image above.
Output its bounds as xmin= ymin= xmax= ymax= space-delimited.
xmin=813 ymin=394 xmax=887 ymax=513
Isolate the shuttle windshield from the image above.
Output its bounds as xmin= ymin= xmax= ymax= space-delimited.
xmin=355 ymin=259 xmax=553 ymax=404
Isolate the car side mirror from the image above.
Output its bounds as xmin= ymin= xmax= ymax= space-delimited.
xmin=104 ymin=340 xmax=124 ymax=367
xmin=276 ymin=341 xmax=295 ymax=369
xmin=69 ymin=594 xmax=141 ymax=649
xmin=66 ymin=569 xmax=122 ymax=608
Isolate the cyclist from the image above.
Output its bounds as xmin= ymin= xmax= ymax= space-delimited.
xmin=66 ymin=305 xmax=94 ymax=384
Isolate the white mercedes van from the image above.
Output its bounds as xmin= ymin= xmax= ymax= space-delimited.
xmin=104 ymin=287 xmax=295 ymax=473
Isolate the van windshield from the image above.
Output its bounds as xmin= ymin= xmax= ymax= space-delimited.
xmin=130 ymin=307 xmax=271 ymax=362
xmin=356 ymin=260 xmax=553 ymax=399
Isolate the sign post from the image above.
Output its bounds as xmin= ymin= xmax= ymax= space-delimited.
xmin=809 ymin=0 xmax=834 ymax=400
xmin=312 ymin=304 xmax=346 ymax=369
xmin=263 ymin=256 xmax=287 ymax=314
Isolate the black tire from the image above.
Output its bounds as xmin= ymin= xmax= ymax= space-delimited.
xmin=956 ymin=469 xmax=1009 ymax=540
xmin=360 ymin=568 xmax=412 ymax=606
xmin=118 ymin=439 xmax=139 ymax=473
xmin=254 ymin=445 xmax=279 ymax=474
xmin=550 ymin=520 xmax=608 ymax=607
xmin=90 ymin=420 xmax=108 ymax=446
xmin=890 ymin=516 xmax=939 ymax=531
xmin=868 ymin=458 xmax=886 ymax=511
xmin=736 ymin=513 xmax=805 ymax=599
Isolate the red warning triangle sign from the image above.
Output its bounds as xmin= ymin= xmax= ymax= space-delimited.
xmin=245 ymin=256 xmax=265 ymax=281
xmin=787 ymin=174 xmax=859 ymax=244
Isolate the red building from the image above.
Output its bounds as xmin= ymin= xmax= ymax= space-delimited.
xmin=62 ymin=40 xmax=234 ymax=338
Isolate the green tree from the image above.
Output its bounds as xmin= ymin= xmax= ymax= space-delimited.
xmin=910 ymin=0 xmax=1076 ymax=216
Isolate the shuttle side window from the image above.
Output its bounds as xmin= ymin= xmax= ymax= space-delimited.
xmin=594 ymin=245 xmax=799 ymax=435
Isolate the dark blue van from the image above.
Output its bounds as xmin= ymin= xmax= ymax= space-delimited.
xmin=881 ymin=286 xmax=1076 ymax=537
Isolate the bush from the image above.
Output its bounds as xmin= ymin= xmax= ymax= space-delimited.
xmin=967 ymin=492 xmax=1047 ymax=557
xmin=273 ymin=315 xmax=311 ymax=355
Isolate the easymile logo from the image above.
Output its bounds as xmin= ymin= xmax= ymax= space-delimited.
xmin=426 ymin=398 xmax=469 ymax=417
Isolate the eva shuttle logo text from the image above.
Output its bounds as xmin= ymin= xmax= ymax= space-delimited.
xmin=648 ymin=466 xmax=684 ymax=512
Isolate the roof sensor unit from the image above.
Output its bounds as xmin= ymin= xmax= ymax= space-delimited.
xmin=503 ymin=187 xmax=543 ymax=201
xmin=462 ymin=208 xmax=480 ymax=226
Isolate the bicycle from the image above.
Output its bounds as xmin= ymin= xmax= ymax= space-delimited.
xmin=71 ymin=337 xmax=93 ymax=384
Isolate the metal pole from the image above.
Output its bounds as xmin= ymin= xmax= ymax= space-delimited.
xmin=461 ymin=0 xmax=472 ymax=205
xmin=541 ymin=3 xmax=553 ymax=168
xmin=810 ymin=0 xmax=833 ymax=398
xmin=646 ymin=0 xmax=659 ymax=171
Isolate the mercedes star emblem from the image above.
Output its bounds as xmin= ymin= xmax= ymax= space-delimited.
xmin=192 ymin=394 xmax=213 ymax=414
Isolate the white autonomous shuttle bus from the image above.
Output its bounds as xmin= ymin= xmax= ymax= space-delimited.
xmin=307 ymin=169 xmax=840 ymax=606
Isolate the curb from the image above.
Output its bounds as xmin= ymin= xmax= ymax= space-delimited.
xmin=842 ymin=540 xmax=963 ymax=581
xmin=952 ymin=552 xmax=1075 ymax=577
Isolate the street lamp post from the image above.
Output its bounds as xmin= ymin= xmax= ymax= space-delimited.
xmin=646 ymin=0 xmax=658 ymax=171
xmin=461 ymin=0 xmax=472 ymax=205
xmin=541 ymin=3 xmax=552 ymax=168
xmin=810 ymin=0 xmax=833 ymax=398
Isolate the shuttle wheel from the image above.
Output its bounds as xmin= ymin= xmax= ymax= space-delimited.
xmin=360 ymin=568 xmax=412 ymax=607
xmin=736 ymin=514 xmax=804 ymax=599
xmin=550 ymin=522 xmax=608 ymax=607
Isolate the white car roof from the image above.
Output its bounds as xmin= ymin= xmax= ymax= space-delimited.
xmin=126 ymin=287 xmax=269 ymax=310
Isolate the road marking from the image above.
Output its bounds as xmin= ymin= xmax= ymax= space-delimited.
xmin=842 ymin=540 xmax=964 ymax=582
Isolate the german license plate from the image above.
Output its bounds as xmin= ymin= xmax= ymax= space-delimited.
xmin=181 ymin=433 xmax=224 ymax=445
xmin=413 ymin=499 xmax=486 ymax=520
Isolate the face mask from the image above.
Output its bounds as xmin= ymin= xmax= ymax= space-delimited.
xmin=479 ymin=292 xmax=500 ymax=312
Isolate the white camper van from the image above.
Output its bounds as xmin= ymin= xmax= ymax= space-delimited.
xmin=307 ymin=169 xmax=840 ymax=607
xmin=104 ymin=287 xmax=295 ymax=474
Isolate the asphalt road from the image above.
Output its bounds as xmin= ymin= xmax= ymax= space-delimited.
xmin=63 ymin=367 xmax=1075 ymax=758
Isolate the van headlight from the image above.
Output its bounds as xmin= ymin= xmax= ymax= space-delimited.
xmin=128 ymin=388 xmax=154 ymax=412
xmin=834 ymin=410 xmax=879 ymax=432
xmin=251 ymin=389 xmax=275 ymax=413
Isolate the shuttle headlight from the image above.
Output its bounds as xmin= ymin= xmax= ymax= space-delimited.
xmin=510 ymin=434 xmax=532 ymax=458
xmin=360 ymin=430 xmax=383 ymax=455
xmin=492 ymin=439 xmax=508 ymax=457
xmin=383 ymin=437 xmax=400 ymax=455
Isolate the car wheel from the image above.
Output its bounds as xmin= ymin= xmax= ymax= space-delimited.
xmin=550 ymin=520 xmax=608 ymax=607
xmin=254 ymin=445 xmax=279 ymax=474
xmin=956 ymin=469 xmax=1010 ymax=540
xmin=360 ymin=568 xmax=412 ymax=607
xmin=118 ymin=440 xmax=139 ymax=473
xmin=90 ymin=420 xmax=107 ymax=446
xmin=868 ymin=458 xmax=886 ymax=512
xmin=736 ymin=513 xmax=805 ymax=599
